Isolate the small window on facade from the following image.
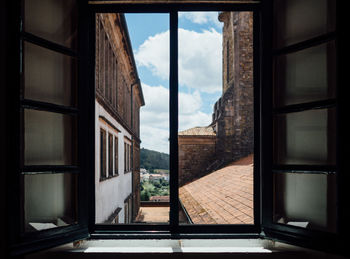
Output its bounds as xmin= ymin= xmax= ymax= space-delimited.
xmin=124 ymin=142 xmax=127 ymax=173
xmin=115 ymin=136 xmax=118 ymax=175
xmin=100 ymin=128 xmax=106 ymax=180
xmin=108 ymin=133 xmax=114 ymax=177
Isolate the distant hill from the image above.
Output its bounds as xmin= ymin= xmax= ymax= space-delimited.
xmin=140 ymin=148 xmax=169 ymax=171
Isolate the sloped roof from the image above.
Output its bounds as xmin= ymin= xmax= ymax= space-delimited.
xmin=178 ymin=126 xmax=216 ymax=136
xmin=179 ymin=154 xmax=254 ymax=224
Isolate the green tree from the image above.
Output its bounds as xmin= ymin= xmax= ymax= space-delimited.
xmin=141 ymin=189 xmax=150 ymax=201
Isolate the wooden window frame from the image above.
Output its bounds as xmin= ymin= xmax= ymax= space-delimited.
xmin=90 ymin=2 xmax=261 ymax=237
xmin=6 ymin=0 xmax=347 ymax=257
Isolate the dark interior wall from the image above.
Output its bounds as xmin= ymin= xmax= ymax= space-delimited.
xmin=1 ymin=1 xmax=10 ymax=257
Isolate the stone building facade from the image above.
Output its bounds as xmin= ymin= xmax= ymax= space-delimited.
xmin=178 ymin=12 xmax=254 ymax=186
xmin=178 ymin=127 xmax=217 ymax=186
xmin=95 ymin=13 xmax=144 ymax=223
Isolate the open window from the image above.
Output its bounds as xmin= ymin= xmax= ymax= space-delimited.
xmin=5 ymin=0 xmax=347 ymax=257
xmin=261 ymin=0 xmax=343 ymax=251
xmin=6 ymin=0 xmax=91 ymax=255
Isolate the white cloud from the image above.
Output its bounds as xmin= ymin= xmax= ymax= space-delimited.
xmin=179 ymin=12 xmax=223 ymax=29
xmin=140 ymin=83 xmax=212 ymax=153
xmin=135 ymin=28 xmax=222 ymax=94
xmin=178 ymin=110 xmax=212 ymax=133
xmin=178 ymin=28 xmax=222 ymax=93
xmin=135 ymin=31 xmax=169 ymax=81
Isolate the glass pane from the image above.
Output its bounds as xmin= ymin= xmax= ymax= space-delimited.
xmin=24 ymin=41 xmax=76 ymax=106
xmin=24 ymin=109 xmax=77 ymax=166
xmin=274 ymin=42 xmax=336 ymax=107
xmin=24 ymin=0 xmax=78 ymax=49
xmin=178 ymin=11 xmax=254 ymax=224
xmin=273 ymin=0 xmax=336 ymax=48
xmin=273 ymin=108 xmax=336 ymax=165
xmin=273 ymin=172 xmax=337 ymax=233
xmin=95 ymin=13 xmax=169 ymax=224
xmin=23 ymin=173 xmax=77 ymax=232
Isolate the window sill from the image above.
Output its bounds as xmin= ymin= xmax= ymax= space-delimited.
xmin=99 ymin=174 xmax=119 ymax=182
xmin=31 ymin=239 xmax=347 ymax=258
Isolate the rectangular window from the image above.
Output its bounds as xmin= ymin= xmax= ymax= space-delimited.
xmin=124 ymin=142 xmax=127 ymax=173
xmin=11 ymin=1 xmax=345 ymax=256
xmin=271 ymin=0 xmax=337 ymax=234
xmin=100 ymin=129 xmax=106 ymax=180
xmin=108 ymin=133 xmax=114 ymax=177
xmin=178 ymin=11 xmax=254 ymax=225
xmin=128 ymin=144 xmax=131 ymax=172
xmin=24 ymin=109 xmax=77 ymax=166
xmin=16 ymin=0 xmax=82 ymax=245
xmin=115 ymin=136 xmax=118 ymax=175
xmin=24 ymin=41 xmax=77 ymax=107
xmin=23 ymin=173 xmax=77 ymax=232
xmin=95 ymin=13 xmax=170 ymax=225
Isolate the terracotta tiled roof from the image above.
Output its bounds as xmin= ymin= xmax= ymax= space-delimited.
xmin=179 ymin=154 xmax=254 ymax=224
xmin=178 ymin=126 xmax=216 ymax=136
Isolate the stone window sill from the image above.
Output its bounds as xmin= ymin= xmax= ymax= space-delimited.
xmin=31 ymin=239 xmax=347 ymax=258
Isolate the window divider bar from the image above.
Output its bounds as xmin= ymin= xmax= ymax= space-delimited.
xmin=272 ymin=32 xmax=336 ymax=56
xmin=273 ymin=99 xmax=336 ymax=114
xmin=21 ymin=165 xmax=80 ymax=174
xmin=21 ymin=31 xmax=77 ymax=57
xmin=272 ymin=164 xmax=337 ymax=174
xmin=169 ymin=11 xmax=179 ymax=233
xmin=21 ymin=99 xmax=79 ymax=115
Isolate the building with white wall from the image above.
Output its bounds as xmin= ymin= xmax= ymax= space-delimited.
xmin=95 ymin=13 xmax=144 ymax=224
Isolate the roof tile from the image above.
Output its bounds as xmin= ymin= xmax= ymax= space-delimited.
xmin=179 ymin=154 xmax=254 ymax=224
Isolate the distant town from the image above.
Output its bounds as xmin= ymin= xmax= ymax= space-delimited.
xmin=140 ymin=148 xmax=170 ymax=202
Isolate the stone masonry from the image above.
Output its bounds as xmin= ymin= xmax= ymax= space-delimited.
xmin=178 ymin=12 xmax=254 ymax=186
xmin=178 ymin=127 xmax=216 ymax=186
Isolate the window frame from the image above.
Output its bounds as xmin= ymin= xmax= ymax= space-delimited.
xmin=6 ymin=0 xmax=91 ymax=255
xmin=259 ymin=0 xmax=346 ymax=252
xmin=6 ymin=0 xmax=347 ymax=256
xmin=88 ymin=1 xmax=262 ymax=237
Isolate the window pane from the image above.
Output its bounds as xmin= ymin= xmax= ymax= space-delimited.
xmin=24 ymin=109 xmax=77 ymax=165
xmin=273 ymin=172 xmax=337 ymax=233
xmin=24 ymin=0 xmax=78 ymax=49
xmin=24 ymin=41 xmax=76 ymax=107
xmin=178 ymin=11 xmax=254 ymax=225
xmin=23 ymin=173 xmax=77 ymax=232
xmin=95 ymin=13 xmax=169 ymax=224
xmin=274 ymin=42 xmax=336 ymax=107
xmin=273 ymin=108 xmax=336 ymax=165
xmin=273 ymin=0 xmax=336 ymax=48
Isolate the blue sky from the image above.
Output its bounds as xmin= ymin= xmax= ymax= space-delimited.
xmin=125 ymin=12 xmax=223 ymax=153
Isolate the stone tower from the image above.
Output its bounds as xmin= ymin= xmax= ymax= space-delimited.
xmin=213 ymin=11 xmax=254 ymax=164
xmin=178 ymin=11 xmax=254 ymax=186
